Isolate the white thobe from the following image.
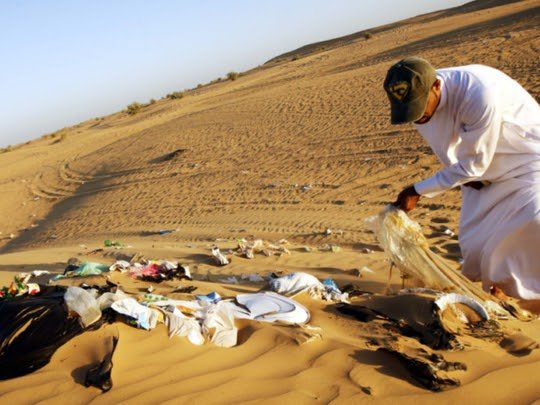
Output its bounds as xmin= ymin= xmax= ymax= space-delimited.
xmin=413 ymin=64 xmax=540 ymax=300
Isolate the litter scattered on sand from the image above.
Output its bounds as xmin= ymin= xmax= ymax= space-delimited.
xmin=366 ymin=205 xmax=532 ymax=320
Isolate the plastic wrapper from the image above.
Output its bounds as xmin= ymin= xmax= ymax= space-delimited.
xmin=366 ymin=205 xmax=495 ymax=303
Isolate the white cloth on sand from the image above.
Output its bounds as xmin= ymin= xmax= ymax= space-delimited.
xmin=235 ymin=292 xmax=310 ymax=324
xmin=413 ymin=64 xmax=540 ymax=299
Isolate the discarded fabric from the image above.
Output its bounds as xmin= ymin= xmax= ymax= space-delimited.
xmin=126 ymin=261 xmax=191 ymax=282
xmin=109 ymin=260 xmax=131 ymax=272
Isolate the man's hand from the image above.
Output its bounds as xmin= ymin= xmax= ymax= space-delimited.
xmin=394 ymin=185 xmax=420 ymax=212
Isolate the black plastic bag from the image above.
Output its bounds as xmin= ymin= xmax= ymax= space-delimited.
xmin=0 ymin=285 xmax=87 ymax=379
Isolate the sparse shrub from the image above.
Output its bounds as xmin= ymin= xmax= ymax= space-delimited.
xmin=0 ymin=145 xmax=12 ymax=153
xmin=166 ymin=91 xmax=184 ymax=100
xmin=364 ymin=31 xmax=373 ymax=40
xmin=197 ymin=83 xmax=203 ymax=88
xmin=60 ymin=132 xmax=67 ymax=142
xmin=227 ymin=71 xmax=239 ymax=81
xmin=126 ymin=102 xmax=143 ymax=115
xmin=291 ymin=55 xmax=299 ymax=61
xmin=149 ymin=98 xmax=156 ymax=104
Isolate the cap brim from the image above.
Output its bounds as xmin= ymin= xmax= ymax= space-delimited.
xmin=390 ymin=94 xmax=428 ymax=125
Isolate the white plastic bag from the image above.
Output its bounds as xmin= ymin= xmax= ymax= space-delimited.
xmin=64 ymin=287 xmax=102 ymax=327
xmin=268 ymin=272 xmax=322 ymax=296
xmin=203 ymin=301 xmax=238 ymax=348
xmin=111 ymin=298 xmax=159 ymax=330
xmin=366 ymin=205 xmax=495 ymax=301
xmin=164 ymin=307 xmax=205 ymax=345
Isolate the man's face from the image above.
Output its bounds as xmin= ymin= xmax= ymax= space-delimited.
xmin=414 ymin=80 xmax=441 ymax=125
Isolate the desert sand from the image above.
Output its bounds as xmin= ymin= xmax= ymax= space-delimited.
xmin=1 ymin=0 xmax=539 ymax=403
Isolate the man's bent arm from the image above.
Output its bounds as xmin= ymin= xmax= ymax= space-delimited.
xmin=414 ymin=85 xmax=501 ymax=197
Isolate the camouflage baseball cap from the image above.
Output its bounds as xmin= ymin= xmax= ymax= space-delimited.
xmin=383 ymin=57 xmax=436 ymax=124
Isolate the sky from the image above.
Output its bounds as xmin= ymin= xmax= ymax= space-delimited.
xmin=0 ymin=0 xmax=467 ymax=147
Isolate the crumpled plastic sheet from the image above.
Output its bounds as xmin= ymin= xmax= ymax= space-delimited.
xmin=0 ymin=285 xmax=108 ymax=380
xmin=111 ymin=298 xmax=160 ymax=330
xmin=109 ymin=260 xmax=191 ymax=282
xmin=236 ymin=238 xmax=291 ymax=258
xmin=96 ymin=289 xmax=130 ymax=311
xmin=269 ymin=272 xmax=322 ymax=296
xmin=269 ymin=272 xmax=349 ymax=303
xmin=109 ymin=260 xmax=131 ymax=272
xmin=129 ymin=262 xmax=161 ymax=278
xmin=203 ymin=301 xmax=238 ymax=348
xmin=158 ymin=300 xmax=240 ymax=347
xmin=366 ymin=205 xmax=498 ymax=304
xmin=162 ymin=307 xmax=205 ymax=346
xmin=151 ymin=293 xmax=312 ymax=344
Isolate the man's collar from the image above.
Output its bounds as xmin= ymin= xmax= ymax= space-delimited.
xmin=436 ymin=75 xmax=447 ymax=111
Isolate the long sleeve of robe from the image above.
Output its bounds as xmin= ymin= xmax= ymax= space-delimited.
xmin=412 ymin=65 xmax=540 ymax=299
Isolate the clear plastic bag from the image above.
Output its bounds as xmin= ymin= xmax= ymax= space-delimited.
xmin=64 ymin=287 xmax=102 ymax=327
xmin=366 ymin=205 xmax=492 ymax=301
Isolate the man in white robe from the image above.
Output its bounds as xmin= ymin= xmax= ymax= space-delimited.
xmin=383 ymin=57 xmax=540 ymax=300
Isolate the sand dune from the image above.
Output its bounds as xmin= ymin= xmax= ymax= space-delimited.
xmin=0 ymin=0 xmax=539 ymax=403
